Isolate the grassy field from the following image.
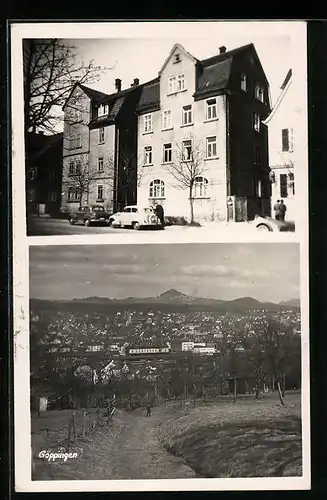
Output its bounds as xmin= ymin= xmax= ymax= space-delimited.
xmin=158 ymin=392 xmax=302 ymax=478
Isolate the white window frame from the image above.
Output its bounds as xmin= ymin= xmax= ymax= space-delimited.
xmin=181 ymin=104 xmax=193 ymax=126
xmin=206 ymin=136 xmax=218 ymax=158
xmin=97 ymin=185 xmax=104 ymax=201
xmin=206 ymin=98 xmax=218 ymax=121
xmin=144 ymin=146 xmax=153 ymax=165
xmin=98 ymin=104 xmax=109 ymax=117
xmin=99 ymin=127 xmax=105 ymax=143
xmin=168 ymin=76 xmax=176 ymax=94
xmin=163 ymin=143 xmax=172 ymax=164
xmin=193 ymin=176 xmax=209 ymax=198
xmin=68 ymin=187 xmax=80 ymax=202
xmin=253 ymin=113 xmax=261 ymax=132
xmin=177 ymin=74 xmax=186 ymax=91
xmin=143 ymin=114 xmax=153 ymax=134
xmin=98 ymin=156 xmax=104 ymax=172
xmin=241 ymin=73 xmax=247 ymax=91
xmin=149 ymin=179 xmax=165 ymax=199
xmin=255 ymin=83 xmax=264 ymax=102
xmin=68 ymin=161 xmax=75 ymax=176
xmin=182 ymin=140 xmax=192 ymax=161
xmin=162 ymin=109 xmax=172 ymax=130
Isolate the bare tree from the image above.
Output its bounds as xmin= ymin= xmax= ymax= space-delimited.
xmin=23 ymin=38 xmax=113 ymax=135
xmin=165 ymin=134 xmax=207 ymax=224
xmin=62 ymin=155 xmax=114 ymax=207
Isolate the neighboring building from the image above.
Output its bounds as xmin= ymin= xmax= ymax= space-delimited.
xmin=136 ymin=43 xmax=272 ymax=222
xmin=263 ymin=69 xmax=296 ymax=221
xmin=61 ymin=78 xmax=143 ymax=214
xmin=26 ymin=132 xmax=63 ymax=216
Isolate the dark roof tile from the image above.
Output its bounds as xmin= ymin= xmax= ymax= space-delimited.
xmin=79 ymin=84 xmax=109 ymax=103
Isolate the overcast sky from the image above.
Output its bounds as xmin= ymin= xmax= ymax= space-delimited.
xmin=53 ymin=23 xmax=294 ymax=132
xmin=30 ymin=243 xmax=300 ymax=303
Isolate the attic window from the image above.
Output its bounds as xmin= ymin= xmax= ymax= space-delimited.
xmin=97 ymin=103 xmax=109 ymax=117
xmin=174 ymin=53 xmax=181 ymax=63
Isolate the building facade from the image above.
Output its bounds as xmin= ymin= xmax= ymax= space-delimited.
xmin=26 ymin=132 xmax=63 ymax=216
xmin=263 ymin=69 xmax=296 ymax=221
xmin=61 ymin=79 xmax=143 ymax=214
xmin=136 ymin=43 xmax=272 ymax=222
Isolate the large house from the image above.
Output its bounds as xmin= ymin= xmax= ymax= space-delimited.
xmin=26 ymin=131 xmax=63 ymax=216
xmin=263 ymin=69 xmax=296 ymax=221
xmin=136 ymin=43 xmax=272 ymax=222
xmin=61 ymin=79 xmax=143 ymax=213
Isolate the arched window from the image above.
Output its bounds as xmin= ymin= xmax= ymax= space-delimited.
xmin=193 ymin=176 xmax=209 ymax=198
xmin=149 ymin=179 xmax=165 ymax=199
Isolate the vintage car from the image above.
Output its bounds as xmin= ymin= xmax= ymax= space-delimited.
xmin=254 ymin=215 xmax=295 ymax=232
xmin=68 ymin=205 xmax=111 ymax=226
xmin=108 ymin=205 xmax=162 ymax=230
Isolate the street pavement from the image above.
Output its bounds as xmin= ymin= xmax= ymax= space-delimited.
xmin=27 ymin=216 xmax=297 ymax=240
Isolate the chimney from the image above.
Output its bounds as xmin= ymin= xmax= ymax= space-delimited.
xmin=219 ymin=46 xmax=227 ymax=54
xmin=133 ymin=78 xmax=139 ymax=86
xmin=115 ymin=78 xmax=122 ymax=92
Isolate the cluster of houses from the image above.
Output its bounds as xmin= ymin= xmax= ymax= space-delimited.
xmin=26 ymin=43 xmax=297 ymax=223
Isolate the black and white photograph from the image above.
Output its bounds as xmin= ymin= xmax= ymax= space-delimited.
xmin=18 ymin=24 xmax=306 ymax=239
xmin=29 ymin=243 xmax=304 ymax=483
xmin=11 ymin=21 xmax=309 ymax=492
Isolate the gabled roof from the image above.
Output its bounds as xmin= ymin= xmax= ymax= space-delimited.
xmin=262 ymin=68 xmax=292 ymax=125
xmin=136 ymin=43 xmax=270 ymax=112
xmin=280 ymin=68 xmax=292 ymax=90
xmin=158 ymin=43 xmax=198 ymax=75
xmin=62 ymin=82 xmax=109 ymax=110
xmin=79 ymin=84 xmax=109 ymax=103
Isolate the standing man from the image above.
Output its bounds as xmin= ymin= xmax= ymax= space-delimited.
xmin=273 ymin=199 xmax=281 ymax=221
xmin=154 ymin=202 xmax=165 ymax=228
xmin=146 ymin=404 xmax=152 ymax=417
xmin=279 ymin=199 xmax=287 ymax=221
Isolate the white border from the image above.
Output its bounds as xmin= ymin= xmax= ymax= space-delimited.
xmin=12 ymin=20 xmax=310 ymax=492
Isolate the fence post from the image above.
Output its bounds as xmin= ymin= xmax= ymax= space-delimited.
xmin=72 ymin=411 xmax=76 ymax=442
xmin=97 ymin=407 xmax=100 ymax=427
xmin=82 ymin=411 xmax=86 ymax=438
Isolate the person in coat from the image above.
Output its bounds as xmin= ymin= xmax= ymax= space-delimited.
xmin=154 ymin=202 xmax=165 ymax=227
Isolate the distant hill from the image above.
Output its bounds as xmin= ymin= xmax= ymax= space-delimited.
xmin=279 ymin=298 xmax=301 ymax=307
xmin=30 ymin=290 xmax=300 ymax=314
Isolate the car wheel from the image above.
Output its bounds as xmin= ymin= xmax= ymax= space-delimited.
xmin=132 ymin=221 xmax=141 ymax=230
xmin=108 ymin=218 xmax=115 ymax=227
xmin=256 ymin=224 xmax=271 ymax=232
xmin=68 ymin=217 xmax=75 ymax=225
xmin=84 ymin=219 xmax=90 ymax=227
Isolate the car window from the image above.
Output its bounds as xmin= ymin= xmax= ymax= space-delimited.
xmin=123 ymin=207 xmax=131 ymax=213
xmin=143 ymin=208 xmax=153 ymax=213
xmin=92 ymin=206 xmax=104 ymax=211
xmin=131 ymin=207 xmax=138 ymax=213
xmin=82 ymin=207 xmax=90 ymax=212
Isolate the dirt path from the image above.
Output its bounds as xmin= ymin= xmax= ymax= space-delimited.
xmin=34 ymin=407 xmax=197 ymax=480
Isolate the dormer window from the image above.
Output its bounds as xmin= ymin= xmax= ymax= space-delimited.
xmin=97 ymin=103 xmax=109 ymax=118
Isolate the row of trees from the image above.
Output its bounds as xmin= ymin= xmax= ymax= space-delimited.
xmin=30 ymin=318 xmax=301 ymax=411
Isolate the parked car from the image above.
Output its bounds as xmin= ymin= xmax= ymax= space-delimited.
xmin=68 ymin=205 xmax=111 ymax=226
xmin=254 ymin=215 xmax=295 ymax=232
xmin=108 ymin=205 xmax=162 ymax=230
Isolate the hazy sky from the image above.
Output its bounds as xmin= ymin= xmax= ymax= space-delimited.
xmin=55 ymin=25 xmax=292 ymax=131
xmin=30 ymin=243 xmax=300 ymax=303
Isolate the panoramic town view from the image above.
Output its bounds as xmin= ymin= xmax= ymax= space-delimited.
xmin=29 ymin=243 xmax=302 ymax=480
xmin=24 ymin=34 xmax=299 ymax=236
